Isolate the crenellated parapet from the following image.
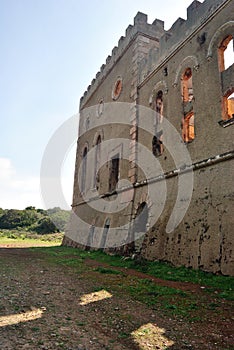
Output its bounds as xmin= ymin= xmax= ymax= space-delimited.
xmin=139 ymin=0 xmax=229 ymax=83
xmin=80 ymin=12 xmax=165 ymax=108
xmin=80 ymin=0 xmax=229 ymax=107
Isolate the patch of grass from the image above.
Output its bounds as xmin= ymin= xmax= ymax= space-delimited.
xmin=95 ymin=266 xmax=122 ymax=275
xmin=118 ymin=332 xmax=129 ymax=339
xmin=125 ymin=278 xmax=195 ymax=318
xmin=92 ymin=286 xmax=106 ymax=292
xmin=207 ymin=302 xmax=219 ymax=310
xmin=0 ymin=229 xmax=63 ymax=246
xmin=218 ymin=291 xmax=233 ymax=301
xmin=188 ymin=302 xmax=199 ymax=310
xmin=30 ymin=246 xmax=234 ymax=301
xmin=31 ymin=327 xmax=40 ymax=332
xmin=37 ymin=340 xmax=44 ymax=346
xmin=58 ymin=257 xmax=84 ymax=267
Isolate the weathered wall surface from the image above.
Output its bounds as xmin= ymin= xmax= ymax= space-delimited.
xmin=64 ymin=0 xmax=234 ymax=275
xmin=134 ymin=159 xmax=234 ymax=275
xmin=69 ymin=12 xmax=165 ymax=247
xmin=135 ymin=0 xmax=234 ymax=275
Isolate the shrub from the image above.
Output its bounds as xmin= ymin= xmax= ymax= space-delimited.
xmin=32 ymin=217 xmax=59 ymax=234
xmin=0 ymin=209 xmax=39 ymax=229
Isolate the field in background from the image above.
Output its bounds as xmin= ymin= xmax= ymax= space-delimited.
xmin=0 ymin=229 xmax=63 ymax=247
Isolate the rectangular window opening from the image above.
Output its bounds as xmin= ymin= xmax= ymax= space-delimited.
xmin=109 ymin=154 xmax=119 ymax=192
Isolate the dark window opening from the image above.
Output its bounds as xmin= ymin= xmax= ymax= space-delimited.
xmin=81 ymin=147 xmax=87 ymax=193
xmin=100 ymin=218 xmax=110 ymax=249
xmin=94 ymin=135 xmax=101 ymax=189
xmin=155 ymin=90 xmax=163 ymax=116
xmin=152 ymin=132 xmax=163 ymax=157
xmin=152 ymin=90 xmax=164 ymax=156
xmin=86 ymin=224 xmax=95 ymax=250
xmin=134 ymin=202 xmax=149 ymax=234
xmin=109 ymin=155 xmax=119 ymax=192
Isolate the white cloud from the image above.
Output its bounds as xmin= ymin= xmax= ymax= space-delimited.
xmin=0 ymin=157 xmax=74 ymax=210
xmin=0 ymin=158 xmax=15 ymax=181
xmin=61 ymin=143 xmax=76 ymax=208
xmin=0 ymin=158 xmax=43 ymax=209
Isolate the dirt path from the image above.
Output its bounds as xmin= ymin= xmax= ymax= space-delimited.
xmin=85 ymin=259 xmax=211 ymax=294
xmin=0 ymin=247 xmax=233 ymax=350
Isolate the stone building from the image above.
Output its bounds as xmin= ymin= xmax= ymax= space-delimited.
xmin=63 ymin=0 xmax=234 ymax=276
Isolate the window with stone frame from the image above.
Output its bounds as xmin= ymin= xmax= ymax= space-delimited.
xmin=109 ymin=154 xmax=119 ymax=192
xmin=94 ymin=135 xmax=101 ymax=189
xmin=181 ymin=68 xmax=195 ymax=143
xmin=218 ymin=35 xmax=234 ymax=72
xmin=152 ymin=90 xmax=164 ymax=156
xmin=112 ymin=77 xmax=122 ymax=100
xmin=81 ymin=146 xmax=88 ymax=193
xmin=181 ymin=112 xmax=195 ymax=143
xmin=218 ymin=35 xmax=234 ymax=121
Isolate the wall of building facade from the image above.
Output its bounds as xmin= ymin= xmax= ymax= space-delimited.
xmin=64 ymin=0 xmax=234 ymax=275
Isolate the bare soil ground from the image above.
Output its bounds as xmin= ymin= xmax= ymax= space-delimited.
xmin=0 ymin=244 xmax=233 ymax=350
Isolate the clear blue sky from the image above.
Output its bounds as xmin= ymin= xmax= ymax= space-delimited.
xmin=0 ymin=0 xmax=218 ymax=209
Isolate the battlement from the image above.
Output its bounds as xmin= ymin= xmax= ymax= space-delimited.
xmin=139 ymin=0 xmax=228 ymax=83
xmin=80 ymin=12 xmax=165 ymax=108
xmin=70 ymin=0 xmax=234 ymax=277
xmin=80 ymin=0 xmax=229 ymax=107
xmin=159 ymin=0 xmax=226 ymax=56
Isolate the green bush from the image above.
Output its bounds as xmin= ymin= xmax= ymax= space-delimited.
xmin=32 ymin=217 xmax=59 ymax=234
xmin=0 ymin=207 xmax=70 ymax=234
xmin=0 ymin=209 xmax=40 ymax=229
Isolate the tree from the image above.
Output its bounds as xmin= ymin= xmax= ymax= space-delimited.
xmin=0 ymin=208 xmax=5 ymax=217
xmin=25 ymin=206 xmax=36 ymax=211
xmin=32 ymin=217 xmax=59 ymax=234
xmin=0 ymin=209 xmax=39 ymax=229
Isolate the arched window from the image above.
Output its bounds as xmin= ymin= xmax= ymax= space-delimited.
xmin=155 ymin=90 xmax=163 ymax=116
xmin=81 ymin=147 xmax=87 ymax=193
xmin=218 ymin=35 xmax=234 ymax=72
xmin=218 ymin=36 xmax=234 ymax=120
xmin=181 ymin=68 xmax=193 ymax=102
xmin=94 ymin=135 xmax=101 ymax=189
xmin=181 ymin=68 xmax=195 ymax=143
xmin=152 ymin=90 xmax=164 ymax=156
xmin=134 ymin=202 xmax=148 ymax=234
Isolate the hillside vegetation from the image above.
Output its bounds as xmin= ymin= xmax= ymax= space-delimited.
xmin=0 ymin=206 xmax=70 ymax=235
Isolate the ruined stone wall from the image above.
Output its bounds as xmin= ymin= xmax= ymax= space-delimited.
xmin=136 ymin=0 xmax=234 ymax=275
xmin=65 ymin=0 xmax=234 ymax=275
